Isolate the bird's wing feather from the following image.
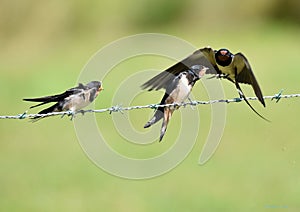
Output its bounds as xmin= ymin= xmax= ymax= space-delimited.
xmin=143 ymin=76 xmax=181 ymax=128
xmin=196 ymin=47 xmax=219 ymax=75
xmin=234 ymin=53 xmax=265 ymax=107
xmin=141 ymin=47 xmax=219 ymax=91
xmin=141 ymin=61 xmax=188 ymax=91
xmin=23 ymin=89 xmax=81 ymax=102
xmin=23 ymin=85 xmax=84 ymax=107
xmin=156 ymin=73 xmax=181 ymax=106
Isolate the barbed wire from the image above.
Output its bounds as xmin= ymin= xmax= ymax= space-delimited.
xmin=0 ymin=90 xmax=299 ymax=120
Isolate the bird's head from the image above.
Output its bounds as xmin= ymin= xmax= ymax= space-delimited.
xmin=215 ymin=48 xmax=233 ymax=66
xmin=190 ymin=65 xmax=209 ymax=79
xmin=87 ymin=81 xmax=103 ymax=91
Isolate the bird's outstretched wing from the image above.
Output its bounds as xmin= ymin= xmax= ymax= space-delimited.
xmin=141 ymin=47 xmax=218 ymax=91
xmin=234 ymin=53 xmax=265 ymax=107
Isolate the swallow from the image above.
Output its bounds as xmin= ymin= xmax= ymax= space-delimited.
xmin=142 ymin=47 xmax=268 ymax=121
xmin=144 ymin=65 xmax=208 ymax=141
xmin=23 ymin=81 xmax=103 ymax=120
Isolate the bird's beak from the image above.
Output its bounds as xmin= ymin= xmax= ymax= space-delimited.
xmin=199 ymin=67 xmax=208 ymax=77
xmin=98 ymin=86 xmax=104 ymax=91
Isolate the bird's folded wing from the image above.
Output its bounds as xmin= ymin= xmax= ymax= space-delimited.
xmin=23 ymin=88 xmax=83 ymax=108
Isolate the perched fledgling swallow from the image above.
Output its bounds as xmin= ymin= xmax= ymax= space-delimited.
xmin=23 ymin=81 xmax=103 ymax=120
xmin=144 ymin=65 xmax=208 ymax=141
xmin=142 ymin=47 xmax=268 ymax=121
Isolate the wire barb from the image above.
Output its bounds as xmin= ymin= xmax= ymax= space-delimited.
xmin=18 ymin=111 xmax=27 ymax=119
xmin=271 ymin=89 xmax=284 ymax=103
xmin=233 ymin=97 xmax=242 ymax=102
xmin=0 ymin=90 xmax=299 ymax=120
xmin=149 ymin=104 xmax=159 ymax=110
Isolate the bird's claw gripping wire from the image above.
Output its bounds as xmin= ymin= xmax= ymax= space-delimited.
xmin=60 ymin=110 xmax=75 ymax=120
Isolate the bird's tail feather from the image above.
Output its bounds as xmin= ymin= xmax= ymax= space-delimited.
xmin=30 ymin=103 xmax=59 ymax=120
xmin=23 ymin=97 xmax=55 ymax=109
xmin=38 ymin=103 xmax=59 ymax=114
xmin=236 ymin=83 xmax=270 ymax=122
xmin=29 ymin=102 xmax=48 ymax=109
xmin=144 ymin=108 xmax=164 ymax=128
xmin=159 ymin=108 xmax=172 ymax=141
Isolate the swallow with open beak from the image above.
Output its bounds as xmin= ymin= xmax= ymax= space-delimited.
xmin=144 ymin=65 xmax=208 ymax=141
xmin=23 ymin=81 xmax=103 ymax=120
xmin=142 ymin=47 xmax=268 ymax=121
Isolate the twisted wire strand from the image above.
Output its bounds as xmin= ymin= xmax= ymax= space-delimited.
xmin=0 ymin=90 xmax=299 ymax=120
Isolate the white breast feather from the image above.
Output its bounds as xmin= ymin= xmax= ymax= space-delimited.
xmin=63 ymin=91 xmax=92 ymax=112
xmin=171 ymin=74 xmax=192 ymax=103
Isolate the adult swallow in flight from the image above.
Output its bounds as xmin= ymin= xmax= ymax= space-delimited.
xmin=144 ymin=65 xmax=208 ymax=141
xmin=23 ymin=81 xmax=103 ymax=120
xmin=142 ymin=47 xmax=268 ymax=121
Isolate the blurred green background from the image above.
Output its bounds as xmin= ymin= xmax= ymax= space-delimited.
xmin=1 ymin=0 xmax=300 ymax=211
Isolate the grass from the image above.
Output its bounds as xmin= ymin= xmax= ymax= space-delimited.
xmin=0 ymin=22 xmax=300 ymax=211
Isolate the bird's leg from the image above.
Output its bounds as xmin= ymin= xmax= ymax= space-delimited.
xmin=64 ymin=110 xmax=75 ymax=120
